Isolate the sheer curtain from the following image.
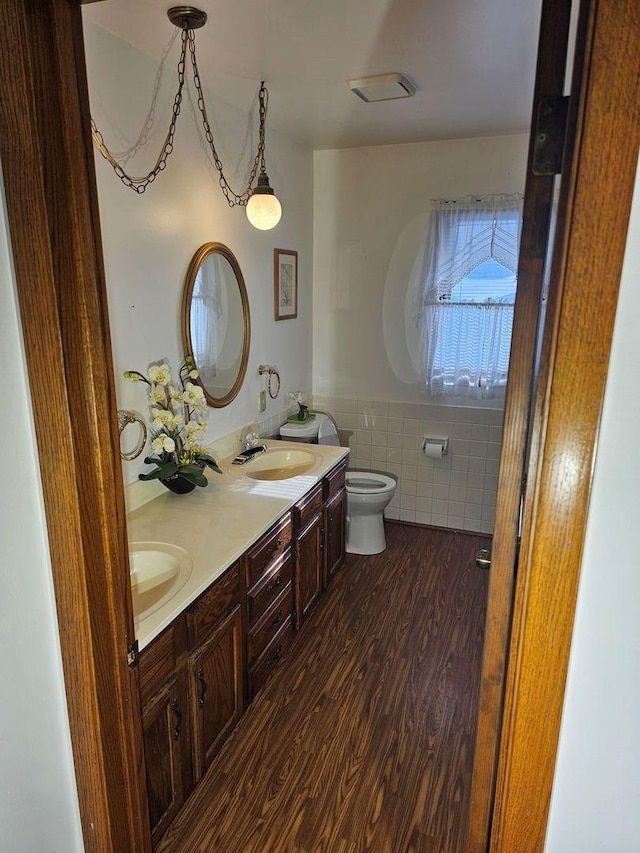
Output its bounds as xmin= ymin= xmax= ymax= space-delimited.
xmin=415 ymin=193 xmax=523 ymax=398
xmin=191 ymin=254 xmax=224 ymax=386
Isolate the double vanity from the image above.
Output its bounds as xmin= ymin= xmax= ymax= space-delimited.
xmin=127 ymin=440 xmax=349 ymax=846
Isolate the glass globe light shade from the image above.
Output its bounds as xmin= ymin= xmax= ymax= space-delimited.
xmin=246 ymin=191 xmax=282 ymax=230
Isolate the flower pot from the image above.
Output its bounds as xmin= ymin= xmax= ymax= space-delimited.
xmin=160 ymin=475 xmax=197 ymax=494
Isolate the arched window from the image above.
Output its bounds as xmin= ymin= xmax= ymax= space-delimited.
xmin=416 ymin=194 xmax=523 ymax=398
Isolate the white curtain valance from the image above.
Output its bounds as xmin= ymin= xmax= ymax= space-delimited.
xmin=416 ymin=193 xmax=523 ymax=315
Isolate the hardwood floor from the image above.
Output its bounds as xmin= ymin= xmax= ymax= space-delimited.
xmin=157 ymin=524 xmax=489 ymax=853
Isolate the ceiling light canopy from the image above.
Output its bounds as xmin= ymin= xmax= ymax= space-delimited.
xmin=348 ymin=72 xmax=417 ymax=103
xmin=90 ymin=6 xmax=282 ymax=230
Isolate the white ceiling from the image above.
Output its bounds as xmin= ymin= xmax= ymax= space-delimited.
xmin=82 ymin=0 xmax=543 ymax=150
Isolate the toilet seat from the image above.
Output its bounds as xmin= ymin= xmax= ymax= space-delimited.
xmin=346 ymin=471 xmax=396 ymax=494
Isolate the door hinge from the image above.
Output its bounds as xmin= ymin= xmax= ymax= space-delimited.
xmin=532 ymin=95 xmax=569 ymax=176
xmin=127 ymin=639 xmax=139 ymax=670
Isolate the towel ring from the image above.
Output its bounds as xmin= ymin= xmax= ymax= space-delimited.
xmin=258 ymin=364 xmax=281 ymax=399
xmin=117 ymin=410 xmax=147 ymax=460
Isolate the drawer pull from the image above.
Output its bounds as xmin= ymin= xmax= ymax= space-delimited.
xmin=170 ymin=698 xmax=182 ymax=740
xmin=265 ymin=575 xmax=282 ymax=593
xmin=196 ymin=668 xmax=208 ymax=707
xmin=269 ymin=536 xmax=283 ymax=556
xmin=267 ymin=646 xmax=282 ymax=668
xmin=266 ymin=609 xmax=283 ymax=630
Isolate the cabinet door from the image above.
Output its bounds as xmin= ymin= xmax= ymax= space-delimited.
xmin=189 ymin=603 xmax=245 ymax=782
xmin=325 ymin=486 xmax=346 ymax=585
xmin=295 ymin=512 xmax=323 ymax=629
xmin=142 ymin=672 xmax=191 ymax=846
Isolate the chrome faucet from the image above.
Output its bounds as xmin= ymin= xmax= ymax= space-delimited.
xmin=242 ymin=431 xmax=260 ymax=451
xmin=232 ymin=442 xmax=268 ymax=465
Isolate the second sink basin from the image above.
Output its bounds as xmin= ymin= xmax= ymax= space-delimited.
xmin=244 ymin=448 xmax=317 ymax=480
xmin=129 ymin=542 xmax=192 ymax=621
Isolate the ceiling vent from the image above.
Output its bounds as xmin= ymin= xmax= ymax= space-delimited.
xmin=348 ymin=73 xmax=417 ymax=103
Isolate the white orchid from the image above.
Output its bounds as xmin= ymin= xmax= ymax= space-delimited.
xmin=152 ymin=410 xmax=183 ymax=432
xmin=183 ymin=382 xmax=207 ymax=410
xmin=148 ymin=363 xmax=171 ymax=386
xmin=182 ymin=382 xmax=204 ymax=406
xmin=151 ymin=385 xmax=166 ymax=404
xmin=151 ymin=408 xmax=171 ymax=427
xmin=184 ymin=420 xmax=206 ymax=448
xmin=151 ymin=434 xmax=175 ymax=454
xmin=123 ymin=356 xmax=221 ymax=490
xmin=184 ymin=419 xmax=205 ymax=438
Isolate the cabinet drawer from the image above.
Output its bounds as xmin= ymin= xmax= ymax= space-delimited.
xmin=246 ymin=513 xmax=292 ymax=588
xmin=247 ymin=551 xmax=293 ymax=626
xmin=139 ymin=616 xmax=187 ymax=704
xmin=294 ymin=482 xmax=323 ymax=532
xmin=324 ymin=460 xmax=346 ymax=500
xmin=186 ymin=561 xmax=241 ymax=649
xmin=248 ymin=616 xmax=295 ymax=698
xmin=247 ymin=583 xmax=293 ymax=664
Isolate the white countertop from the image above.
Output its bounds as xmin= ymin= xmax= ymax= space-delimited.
xmin=127 ymin=440 xmax=349 ymax=650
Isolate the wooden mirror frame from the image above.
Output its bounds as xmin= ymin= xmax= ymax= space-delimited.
xmin=181 ymin=242 xmax=251 ymax=408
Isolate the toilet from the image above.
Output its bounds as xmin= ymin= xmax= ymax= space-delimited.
xmin=280 ymin=413 xmax=397 ymax=555
xmin=342 ymin=470 xmax=397 ymax=555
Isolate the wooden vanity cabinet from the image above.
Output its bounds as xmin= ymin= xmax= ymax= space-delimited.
xmin=137 ymin=457 xmax=348 ymax=845
xmin=323 ymin=461 xmax=347 ymax=586
xmin=138 ymin=619 xmax=192 ymax=846
xmin=246 ymin=513 xmax=295 ymax=699
xmin=294 ymin=482 xmax=324 ymax=629
xmin=141 ymin=672 xmax=191 ymax=847
xmin=188 ymin=604 xmax=244 ymax=781
xmin=185 ymin=562 xmax=245 ymax=782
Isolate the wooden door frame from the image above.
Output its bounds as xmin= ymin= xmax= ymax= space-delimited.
xmin=467 ymin=0 xmax=575 ymax=845
xmin=1 ymin=0 xmax=637 ymax=850
xmin=488 ymin=0 xmax=639 ymax=847
xmin=468 ymin=0 xmax=640 ymax=848
xmin=0 ymin=1 xmax=150 ymax=850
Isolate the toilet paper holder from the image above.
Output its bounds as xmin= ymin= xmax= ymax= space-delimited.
xmin=422 ymin=436 xmax=450 ymax=456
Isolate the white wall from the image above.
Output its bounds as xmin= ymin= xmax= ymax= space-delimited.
xmin=0 ymin=167 xmax=83 ymax=850
xmin=82 ymin=19 xmax=314 ymax=483
xmin=313 ymin=136 xmax=528 ymax=530
xmin=313 ymin=135 xmax=529 ymax=401
xmin=545 ymin=158 xmax=640 ymax=851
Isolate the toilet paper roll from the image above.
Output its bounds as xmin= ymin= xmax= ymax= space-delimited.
xmin=423 ymin=442 xmax=444 ymax=459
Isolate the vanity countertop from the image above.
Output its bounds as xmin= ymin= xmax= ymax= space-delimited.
xmin=128 ymin=440 xmax=349 ymax=650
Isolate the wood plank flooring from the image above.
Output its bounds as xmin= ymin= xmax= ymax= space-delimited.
xmin=158 ymin=524 xmax=489 ymax=853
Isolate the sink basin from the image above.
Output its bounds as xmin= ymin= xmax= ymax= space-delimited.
xmin=129 ymin=542 xmax=192 ymax=620
xmin=244 ymin=448 xmax=317 ymax=481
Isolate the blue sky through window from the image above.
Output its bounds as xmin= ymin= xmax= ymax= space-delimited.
xmin=449 ymin=259 xmax=516 ymax=304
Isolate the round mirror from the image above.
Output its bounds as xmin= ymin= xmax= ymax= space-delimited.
xmin=181 ymin=243 xmax=250 ymax=408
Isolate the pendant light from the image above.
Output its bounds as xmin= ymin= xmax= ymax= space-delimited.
xmin=246 ymin=170 xmax=282 ymax=230
xmin=90 ymin=6 xmax=282 ymax=230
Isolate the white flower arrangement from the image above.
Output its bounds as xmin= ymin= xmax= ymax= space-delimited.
xmin=124 ymin=356 xmax=221 ymax=490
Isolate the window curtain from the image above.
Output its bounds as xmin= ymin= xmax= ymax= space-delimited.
xmin=415 ymin=193 xmax=523 ymax=398
xmin=191 ymin=254 xmax=224 ymax=386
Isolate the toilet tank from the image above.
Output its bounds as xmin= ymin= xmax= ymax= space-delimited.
xmin=279 ymin=417 xmax=321 ymax=443
xmin=279 ymin=413 xmax=339 ymax=445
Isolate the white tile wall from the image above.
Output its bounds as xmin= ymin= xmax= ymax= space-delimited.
xmin=257 ymin=401 xmax=300 ymax=439
xmin=312 ymin=395 xmax=503 ymax=535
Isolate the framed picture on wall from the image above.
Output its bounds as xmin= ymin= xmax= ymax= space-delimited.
xmin=274 ymin=248 xmax=298 ymax=320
